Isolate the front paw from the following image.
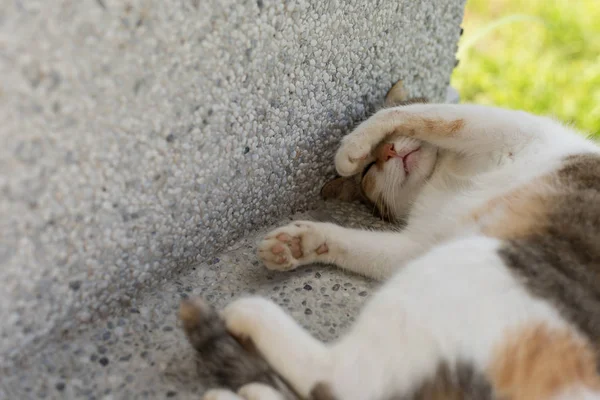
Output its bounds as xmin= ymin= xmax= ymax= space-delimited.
xmin=238 ymin=383 xmax=284 ymax=400
xmin=258 ymin=221 xmax=329 ymax=271
xmin=221 ymin=297 xmax=278 ymax=341
xmin=203 ymin=389 xmax=241 ymax=400
xmin=334 ymin=137 xmax=372 ymax=177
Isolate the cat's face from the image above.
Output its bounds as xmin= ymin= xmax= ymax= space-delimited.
xmin=322 ymin=137 xmax=438 ymax=222
xmin=360 ymin=136 xmax=438 ymax=220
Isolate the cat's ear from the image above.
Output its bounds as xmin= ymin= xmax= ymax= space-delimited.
xmin=321 ymin=176 xmax=362 ymax=202
xmin=384 ymin=79 xmax=429 ymax=107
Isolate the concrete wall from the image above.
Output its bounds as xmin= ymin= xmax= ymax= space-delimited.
xmin=1 ymin=0 xmax=465 ymax=366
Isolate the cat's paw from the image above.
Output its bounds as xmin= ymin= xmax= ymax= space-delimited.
xmin=221 ymin=297 xmax=278 ymax=341
xmin=203 ymin=389 xmax=241 ymax=400
xmin=202 ymin=385 xmax=282 ymax=400
xmin=238 ymin=383 xmax=284 ymax=400
xmin=258 ymin=221 xmax=329 ymax=271
xmin=334 ymin=137 xmax=372 ymax=177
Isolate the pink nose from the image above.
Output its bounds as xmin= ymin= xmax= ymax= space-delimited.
xmin=377 ymin=143 xmax=397 ymax=163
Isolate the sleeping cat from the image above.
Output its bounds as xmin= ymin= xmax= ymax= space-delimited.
xmin=182 ymin=81 xmax=600 ymax=400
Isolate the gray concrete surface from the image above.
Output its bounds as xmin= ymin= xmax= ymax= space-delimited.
xmin=1 ymin=0 xmax=465 ymax=393
xmin=2 ymin=201 xmax=386 ymax=399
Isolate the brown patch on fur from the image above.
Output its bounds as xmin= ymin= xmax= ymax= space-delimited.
xmin=416 ymin=116 xmax=465 ymax=137
xmin=497 ymin=153 xmax=600 ymax=356
xmin=320 ymin=175 xmax=387 ymax=220
xmin=384 ymin=109 xmax=465 ymax=140
xmin=470 ymin=180 xmax=555 ymax=240
xmin=558 ymin=153 xmax=600 ymax=191
xmin=490 ymin=324 xmax=600 ymax=400
xmin=179 ymin=298 xmax=203 ymax=328
xmin=310 ymin=382 xmax=337 ymax=400
xmin=424 ymin=118 xmax=436 ymax=132
xmin=448 ymin=118 xmax=465 ymax=134
xmin=361 ymin=172 xmax=376 ymax=193
xmin=321 ymin=176 xmax=362 ymax=202
xmin=473 ymin=153 xmax=600 ymax=241
xmin=234 ymin=334 xmax=260 ymax=354
xmin=408 ymin=362 xmax=493 ymax=400
xmin=321 ymin=175 xmax=389 ymax=221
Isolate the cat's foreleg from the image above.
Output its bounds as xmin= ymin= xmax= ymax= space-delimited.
xmin=203 ymin=383 xmax=286 ymax=400
xmin=258 ymin=221 xmax=426 ymax=280
xmin=221 ymin=297 xmax=331 ymax=398
xmin=335 ymin=103 xmax=560 ymax=176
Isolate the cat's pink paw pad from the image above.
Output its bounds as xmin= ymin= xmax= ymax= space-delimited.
xmin=258 ymin=221 xmax=328 ymax=271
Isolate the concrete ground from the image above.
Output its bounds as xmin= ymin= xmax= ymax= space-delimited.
xmin=2 ymin=200 xmax=388 ymax=399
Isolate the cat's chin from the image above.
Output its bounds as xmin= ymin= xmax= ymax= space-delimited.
xmin=403 ymin=148 xmax=421 ymax=174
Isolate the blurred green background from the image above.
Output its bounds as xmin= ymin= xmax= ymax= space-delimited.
xmin=452 ymin=0 xmax=600 ymax=136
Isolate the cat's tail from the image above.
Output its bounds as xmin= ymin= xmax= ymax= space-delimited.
xmin=178 ymin=297 xmax=300 ymax=399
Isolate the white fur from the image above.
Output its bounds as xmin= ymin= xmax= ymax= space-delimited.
xmin=553 ymin=387 xmax=600 ymax=400
xmin=203 ymin=383 xmax=285 ymax=400
xmin=226 ymin=104 xmax=599 ymax=399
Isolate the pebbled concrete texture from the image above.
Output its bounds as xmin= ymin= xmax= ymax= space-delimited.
xmin=2 ymin=201 xmax=386 ymax=399
xmin=1 ymin=0 xmax=465 ymax=385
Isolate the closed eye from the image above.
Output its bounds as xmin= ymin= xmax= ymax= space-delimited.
xmin=361 ymin=161 xmax=376 ymax=179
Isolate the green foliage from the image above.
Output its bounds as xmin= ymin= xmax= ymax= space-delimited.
xmin=452 ymin=0 xmax=600 ymax=136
